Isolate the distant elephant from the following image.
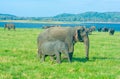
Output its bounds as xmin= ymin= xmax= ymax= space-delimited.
xmin=109 ymin=28 xmax=115 ymax=35
xmin=42 ymin=26 xmax=51 ymax=29
xmin=41 ymin=40 xmax=71 ymax=63
xmin=86 ymin=26 xmax=96 ymax=35
xmin=42 ymin=25 xmax=61 ymax=29
xmin=90 ymin=26 xmax=96 ymax=31
xmin=98 ymin=28 xmax=102 ymax=32
xmin=101 ymin=27 xmax=108 ymax=32
xmin=4 ymin=23 xmax=16 ymax=30
xmin=86 ymin=28 xmax=92 ymax=35
xmin=37 ymin=26 xmax=89 ymax=62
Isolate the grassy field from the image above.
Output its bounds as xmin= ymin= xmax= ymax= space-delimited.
xmin=0 ymin=28 xmax=120 ymax=79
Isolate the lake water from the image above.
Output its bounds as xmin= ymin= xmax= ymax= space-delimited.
xmin=0 ymin=22 xmax=120 ymax=31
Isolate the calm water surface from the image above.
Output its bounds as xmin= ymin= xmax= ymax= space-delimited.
xmin=0 ymin=22 xmax=120 ymax=31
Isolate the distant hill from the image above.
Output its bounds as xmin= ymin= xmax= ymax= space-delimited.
xmin=1 ymin=12 xmax=120 ymax=22
xmin=53 ymin=12 xmax=120 ymax=22
xmin=0 ymin=14 xmax=17 ymax=20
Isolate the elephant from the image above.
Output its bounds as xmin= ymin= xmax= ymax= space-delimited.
xmin=4 ymin=23 xmax=16 ymax=30
xmin=41 ymin=40 xmax=71 ymax=63
xmin=90 ymin=26 xmax=96 ymax=31
xmin=42 ymin=26 xmax=52 ymax=29
xmin=86 ymin=28 xmax=92 ymax=35
xmin=109 ymin=28 xmax=115 ymax=35
xmin=85 ymin=26 xmax=96 ymax=35
xmin=101 ymin=27 xmax=109 ymax=32
xmin=97 ymin=28 xmax=102 ymax=32
xmin=37 ymin=26 xmax=89 ymax=62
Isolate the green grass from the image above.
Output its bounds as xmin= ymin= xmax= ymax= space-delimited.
xmin=0 ymin=28 xmax=120 ymax=79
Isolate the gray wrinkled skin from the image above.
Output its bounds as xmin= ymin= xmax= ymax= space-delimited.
xmin=41 ymin=40 xmax=71 ymax=63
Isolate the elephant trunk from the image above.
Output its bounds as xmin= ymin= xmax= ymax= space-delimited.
xmin=83 ymin=35 xmax=89 ymax=60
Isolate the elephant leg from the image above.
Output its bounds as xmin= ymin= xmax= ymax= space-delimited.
xmin=65 ymin=52 xmax=71 ymax=63
xmin=8 ymin=27 xmax=10 ymax=30
xmin=84 ymin=37 xmax=89 ymax=60
xmin=38 ymin=48 xmax=42 ymax=59
xmin=41 ymin=54 xmax=45 ymax=62
xmin=69 ymin=52 xmax=73 ymax=61
xmin=68 ymin=44 xmax=74 ymax=61
xmin=55 ymin=52 xmax=61 ymax=64
xmin=37 ymin=49 xmax=42 ymax=62
xmin=63 ymin=51 xmax=73 ymax=61
xmin=64 ymin=41 xmax=74 ymax=61
xmin=37 ymin=50 xmax=41 ymax=58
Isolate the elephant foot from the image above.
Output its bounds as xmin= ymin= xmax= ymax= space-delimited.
xmin=56 ymin=60 xmax=61 ymax=64
xmin=69 ymin=53 xmax=73 ymax=61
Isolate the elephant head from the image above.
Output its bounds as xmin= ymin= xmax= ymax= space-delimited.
xmin=109 ymin=28 xmax=115 ymax=35
xmin=74 ymin=26 xmax=89 ymax=60
xmin=4 ymin=23 xmax=16 ymax=30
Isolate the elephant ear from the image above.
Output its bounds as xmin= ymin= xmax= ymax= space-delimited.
xmin=74 ymin=30 xmax=79 ymax=42
xmin=77 ymin=29 xmax=84 ymax=42
xmin=74 ymin=27 xmax=85 ymax=42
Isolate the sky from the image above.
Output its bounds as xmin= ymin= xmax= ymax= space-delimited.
xmin=0 ymin=0 xmax=120 ymax=17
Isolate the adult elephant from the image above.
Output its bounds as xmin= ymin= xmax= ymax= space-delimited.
xmin=90 ymin=26 xmax=96 ymax=31
xmin=109 ymin=28 xmax=115 ymax=35
xmin=101 ymin=27 xmax=108 ymax=32
xmin=4 ymin=23 xmax=16 ymax=30
xmin=37 ymin=26 xmax=89 ymax=61
xmin=98 ymin=28 xmax=102 ymax=32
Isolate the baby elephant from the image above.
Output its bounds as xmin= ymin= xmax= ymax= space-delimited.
xmin=41 ymin=40 xmax=71 ymax=63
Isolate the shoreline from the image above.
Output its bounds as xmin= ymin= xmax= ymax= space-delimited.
xmin=1 ymin=20 xmax=120 ymax=24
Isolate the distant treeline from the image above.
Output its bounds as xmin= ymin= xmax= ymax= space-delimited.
xmin=1 ymin=12 xmax=120 ymax=22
